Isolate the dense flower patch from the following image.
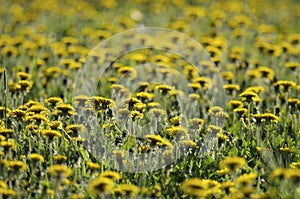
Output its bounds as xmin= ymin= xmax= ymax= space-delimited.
xmin=0 ymin=0 xmax=299 ymax=198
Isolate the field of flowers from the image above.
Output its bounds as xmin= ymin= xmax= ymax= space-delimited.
xmin=0 ymin=0 xmax=300 ymax=198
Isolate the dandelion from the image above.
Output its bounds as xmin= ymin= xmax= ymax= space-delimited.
xmin=145 ymin=134 xmax=172 ymax=147
xmin=54 ymin=103 xmax=76 ymax=117
xmin=88 ymin=177 xmax=114 ymax=195
xmin=229 ymin=100 xmax=244 ymax=109
xmin=239 ymin=90 xmax=259 ymax=103
xmin=41 ymin=129 xmax=62 ymax=139
xmin=53 ymin=154 xmax=67 ymax=163
xmin=0 ymin=188 xmax=16 ymax=197
xmin=235 ymin=173 xmax=257 ymax=187
xmin=285 ymin=62 xmax=300 ymax=71
xmin=0 ymin=127 xmax=13 ymax=137
xmin=220 ymin=156 xmax=246 ymax=171
xmin=100 ymin=171 xmax=121 ymax=181
xmin=274 ymin=80 xmax=296 ymax=91
xmin=269 ymin=167 xmax=286 ymax=181
xmin=224 ymin=84 xmax=240 ymax=94
xmin=66 ymin=124 xmax=86 ymax=136
xmin=45 ymin=97 xmax=63 ymax=107
xmin=1 ymin=140 xmax=16 ymax=152
xmin=8 ymin=160 xmax=27 ymax=172
xmin=48 ymin=164 xmax=72 ymax=178
xmin=87 ymin=161 xmax=100 ymax=171
xmin=18 ymin=80 xmax=33 ymax=92
xmin=29 ymin=153 xmax=45 ymax=162
xmin=149 ymin=108 xmax=165 ymax=118
xmin=180 ymin=178 xmax=207 ymax=197
xmin=27 ymin=114 xmax=49 ymax=125
xmin=166 ymin=126 xmax=188 ymax=139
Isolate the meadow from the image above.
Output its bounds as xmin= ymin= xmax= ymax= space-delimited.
xmin=0 ymin=0 xmax=300 ymax=198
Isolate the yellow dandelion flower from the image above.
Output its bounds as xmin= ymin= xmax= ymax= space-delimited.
xmin=0 ymin=127 xmax=13 ymax=137
xmin=17 ymin=72 xmax=31 ymax=80
xmin=0 ymin=188 xmax=16 ymax=197
xmin=189 ymin=118 xmax=204 ymax=129
xmin=41 ymin=129 xmax=62 ymax=139
xmin=269 ymin=167 xmax=286 ymax=181
xmin=7 ymin=160 xmax=27 ymax=172
xmin=239 ymin=90 xmax=259 ymax=103
xmin=220 ymin=156 xmax=246 ymax=171
xmin=88 ymin=177 xmax=114 ymax=194
xmin=100 ymin=171 xmax=121 ymax=181
xmin=87 ymin=161 xmax=100 ymax=171
xmin=235 ymin=173 xmax=257 ymax=187
xmin=166 ymin=126 xmax=188 ymax=138
xmin=45 ymin=97 xmax=63 ymax=107
xmin=117 ymin=184 xmax=139 ymax=196
xmin=29 ymin=153 xmax=44 ymax=162
xmin=48 ymin=164 xmax=72 ymax=178
xmin=54 ymin=154 xmax=67 ymax=162
xmin=66 ymin=124 xmax=86 ymax=136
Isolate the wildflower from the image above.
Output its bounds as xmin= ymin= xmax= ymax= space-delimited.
xmin=208 ymin=125 xmax=222 ymax=134
xmin=18 ymin=80 xmax=33 ymax=92
xmin=155 ymin=84 xmax=173 ymax=94
xmin=117 ymin=66 xmax=137 ymax=80
xmin=88 ymin=177 xmax=114 ymax=194
xmin=41 ymin=129 xmax=62 ymax=139
xmin=261 ymin=113 xmax=280 ymax=123
xmin=27 ymin=114 xmax=49 ymax=125
xmin=182 ymin=140 xmax=198 ymax=148
xmin=257 ymin=66 xmax=274 ymax=81
xmin=54 ymin=155 xmax=67 ymax=163
xmin=8 ymin=160 xmax=27 ymax=172
xmin=285 ymin=168 xmax=300 ymax=183
xmin=189 ymin=118 xmax=204 ymax=129
xmin=45 ymin=97 xmax=63 ymax=107
xmin=166 ymin=126 xmax=188 ymax=139
xmin=73 ymin=95 xmax=89 ymax=106
xmin=193 ymin=76 xmax=211 ymax=88
xmin=48 ymin=164 xmax=72 ymax=178
xmin=0 ymin=127 xmax=13 ymax=137
xmin=229 ymin=100 xmax=244 ymax=109
xmin=117 ymin=184 xmax=139 ymax=196
xmin=285 ymin=62 xmax=300 ymax=70
xmin=274 ymin=80 xmax=296 ymax=91
xmin=131 ymin=110 xmax=143 ymax=121
xmin=9 ymin=109 xmax=27 ymax=121
xmin=170 ymin=116 xmax=180 ymax=126
xmin=235 ymin=173 xmax=257 ymax=187
xmin=145 ymin=134 xmax=172 ymax=147
xmin=66 ymin=124 xmax=86 ymax=136
xmin=180 ymin=178 xmax=208 ymax=197
xmin=224 ymin=84 xmax=240 ymax=94
xmin=87 ymin=161 xmax=100 ymax=171
xmin=0 ymin=188 xmax=16 ymax=197
xmin=1 ymin=140 xmax=16 ymax=151
xmin=149 ymin=108 xmax=165 ymax=119
xmin=49 ymin=121 xmax=63 ymax=130
xmin=269 ymin=167 xmax=286 ymax=180
xmin=220 ymin=156 xmax=246 ymax=171
xmin=221 ymin=71 xmax=234 ymax=82
xmin=17 ymin=72 xmax=31 ymax=80
xmin=54 ymin=103 xmax=76 ymax=117
xmin=29 ymin=153 xmax=45 ymax=162
xmin=135 ymin=92 xmax=154 ymax=102
xmin=245 ymin=86 xmax=265 ymax=94
xmin=100 ymin=171 xmax=121 ymax=181
xmin=133 ymin=102 xmax=146 ymax=113
xmin=239 ymin=90 xmax=259 ymax=103
xmin=27 ymin=104 xmax=49 ymax=114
